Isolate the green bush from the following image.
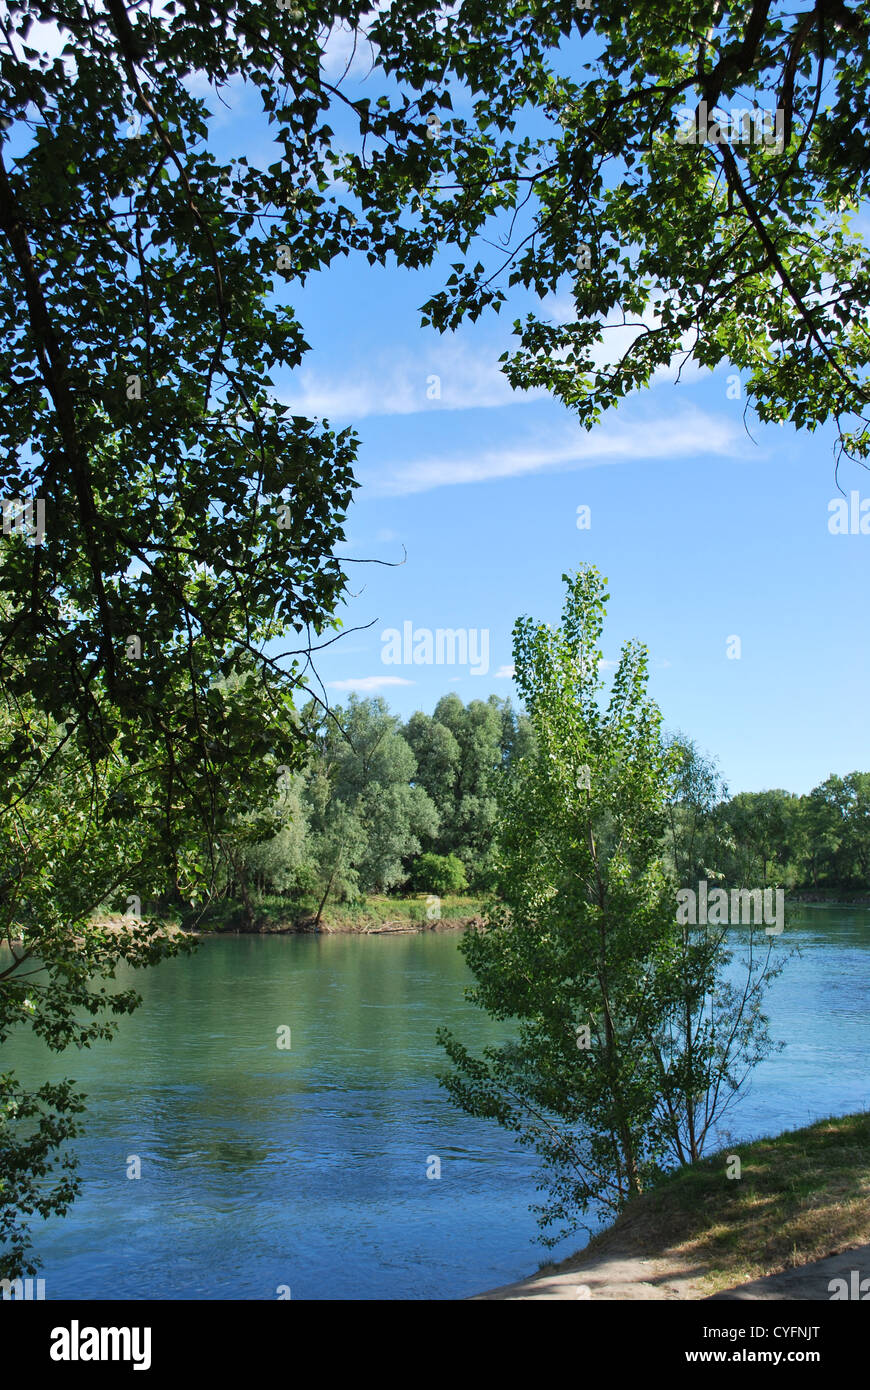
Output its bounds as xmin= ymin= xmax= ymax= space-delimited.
xmin=409 ymin=852 xmax=468 ymax=896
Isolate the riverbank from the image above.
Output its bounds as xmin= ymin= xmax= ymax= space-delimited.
xmin=194 ymin=892 xmax=484 ymax=934
xmin=190 ymin=889 xmax=870 ymax=931
xmin=474 ymin=1111 xmax=870 ymax=1300
xmin=87 ymin=894 xmax=484 ymax=938
xmin=65 ymin=889 xmax=870 ymax=940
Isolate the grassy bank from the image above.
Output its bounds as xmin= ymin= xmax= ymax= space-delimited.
xmin=94 ymin=890 xmax=869 ymax=938
xmin=537 ymin=1112 xmax=870 ymax=1296
xmin=176 ymin=893 xmax=485 ymax=934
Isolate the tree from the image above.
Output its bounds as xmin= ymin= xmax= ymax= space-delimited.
xmin=413 ymin=695 xmax=505 ymax=886
xmin=243 ymin=775 xmax=313 ymax=900
xmin=438 ymin=567 xmax=783 ymax=1243
xmin=0 ymin=2 xmax=482 ymax=1274
xmin=359 ymin=1 xmax=870 ymax=461
xmin=409 ymin=851 xmax=468 ymax=896
xmin=804 ymin=771 xmax=870 ymax=887
xmin=0 ymin=693 xmax=193 ymax=1277
xmin=307 ymin=797 xmax=367 ymax=926
xmin=833 ymin=772 xmax=870 ymax=885
xmin=662 ymin=733 xmax=730 ymax=887
xmin=440 ymin=696 xmax=504 ymax=879
xmin=214 ymin=770 xmax=315 ymax=924
xmin=305 ymin=696 xmax=439 ymax=901
xmin=795 ymin=783 xmax=841 ymax=887
xmin=489 ymin=694 xmax=535 ymax=771
xmin=720 ymin=789 xmax=798 ymax=887
xmin=403 ymin=710 xmax=462 ymax=839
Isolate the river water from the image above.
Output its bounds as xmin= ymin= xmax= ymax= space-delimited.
xmin=3 ymin=906 xmax=868 ymax=1299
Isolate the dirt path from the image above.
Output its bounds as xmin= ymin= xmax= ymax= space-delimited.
xmin=472 ymin=1242 xmax=870 ymax=1301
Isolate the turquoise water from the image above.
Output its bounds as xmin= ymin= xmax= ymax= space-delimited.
xmin=2 ymin=907 xmax=868 ymax=1300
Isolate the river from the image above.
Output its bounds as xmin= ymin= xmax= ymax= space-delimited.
xmin=3 ymin=906 xmax=868 ymax=1299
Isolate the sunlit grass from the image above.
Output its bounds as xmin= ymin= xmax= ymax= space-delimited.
xmin=538 ymin=1112 xmax=870 ymax=1294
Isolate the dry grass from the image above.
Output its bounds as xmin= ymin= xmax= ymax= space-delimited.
xmin=539 ymin=1111 xmax=870 ymax=1295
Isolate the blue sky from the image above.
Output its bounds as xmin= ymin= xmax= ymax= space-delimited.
xmin=20 ymin=9 xmax=870 ymax=799
xmin=283 ymin=245 xmax=870 ymax=798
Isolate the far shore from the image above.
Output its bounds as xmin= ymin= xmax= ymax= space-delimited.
xmin=184 ymin=915 xmax=476 ymax=937
xmin=6 ymin=892 xmax=868 ymax=948
xmin=190 ymin=893 xmax=870 ymax=933
xmin=4 ymin=911 xmax=478 ymax=948
xmin=101 ymin=889 xmax=870 ymax=937
xmin=89 ymin=897 xmax=484 ymax=939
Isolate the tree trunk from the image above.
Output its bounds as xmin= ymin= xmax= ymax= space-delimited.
xmin=314 ymin=864 xmax=338 ymax=927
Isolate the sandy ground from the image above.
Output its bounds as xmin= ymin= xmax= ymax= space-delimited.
xmin=472 ymin=1241 xmax=870 ymax=1300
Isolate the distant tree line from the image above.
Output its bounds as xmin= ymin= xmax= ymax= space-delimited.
xmin=665 ymin=754 xmax=870 ymax=895
xmin=204 ymin=695 xmax=870 ymax=924
xmin=207 ymin=693 xmax=532 ymax=924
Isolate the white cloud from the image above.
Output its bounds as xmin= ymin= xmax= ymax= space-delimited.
xmin=367 ymin=408 xmax=742 ymax=496
xmin=279 ymin=339 xmax=544 ymax=420
xmin=278 ymin=303 xmax=714 ymax=423
xmin=494 ymin=664 xmax=516 ymax=679
xmin=327 ymin=675 xmax=414 ymax=691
